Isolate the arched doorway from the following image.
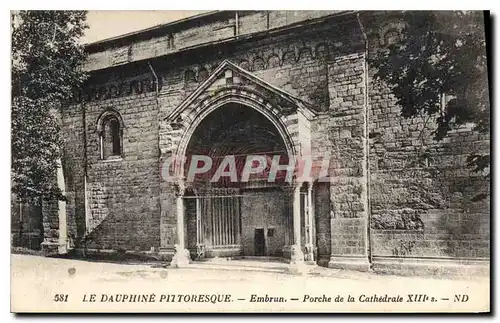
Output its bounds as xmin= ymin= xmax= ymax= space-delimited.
xmin=164 ymin=62 xmax=320 ymax=267
xmin=183 ymin=103 xmax=294 ymax=259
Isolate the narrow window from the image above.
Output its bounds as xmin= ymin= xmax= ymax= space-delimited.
xmin=98 ymin=112 xmax=123 ymax=160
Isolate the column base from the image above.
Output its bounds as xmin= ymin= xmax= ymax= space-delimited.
xmin=290 ymin=244 xmax=304 ymax=264
xmin=304 ymin=243 xmax=315 ymax=262
xmin=158 ymin=247 xmax=174 ymax=261
xmin=58 ymin=242 xmax=68 ymax=254
xmin=328 ymin=256 xmax=371 ymax=272
xmin=288 ymin=245 xmax=312 ymax=275
xmin=169 ymin=244 xmax=191 ymax=268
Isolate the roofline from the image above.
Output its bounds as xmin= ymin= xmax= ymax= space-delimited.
xmin=84 ymin=10 xmax=357 ymax=53
xmin=84 ymin=10 xmax=361 ymax=72
xmin=85 ymin=10 xmax=229 ymax=51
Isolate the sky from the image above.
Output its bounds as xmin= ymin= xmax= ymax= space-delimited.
xmin=82 ymin=10 xmax=209 ymax=44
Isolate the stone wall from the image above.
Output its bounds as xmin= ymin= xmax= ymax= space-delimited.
xmin=66 ymin=18 xmax=361 ymax=253
xmin=83 ymin=89 xmax=161 ymax=251
xmin=55 ymin=11 xmax=490 ymax=271
xmin=364 ymin=14 xmax=490 ymax=263
xmin=60 ymin=103 xmax=87 ymax=247
xmin=311 ymin=50 xmax=371 ymax=270
xmin=241 ymin=189 xmax=287 ymax=257
xmin=151 ymin=18 xmax=364 ymax=256
xmin=367 ymin=73 xmax=490 ymax=259
xmin=85 ymin=11 xmax=342 ymax=71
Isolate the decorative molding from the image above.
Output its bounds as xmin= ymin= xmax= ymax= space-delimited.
xmin=178 ymin=39 xmax=359 ymax=81
xmin=74 ymin=77 xmax=161 ymax=104
xmin=167 ymin=59 xmax=317 ymax=123
xmin=95 ymin=108 xmax=125 ymax=135
xmin=282 ymin=50 xmax=296 ymax=65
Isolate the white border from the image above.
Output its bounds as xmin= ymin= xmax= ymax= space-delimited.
xmin=2 ymin=3 xmax=497 ymax=322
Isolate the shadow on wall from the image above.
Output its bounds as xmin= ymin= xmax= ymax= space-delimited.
xmin=314 ymin=181 xmax=331 ymax=265
xmin=82 ymin=198 xmax=162 ymax=253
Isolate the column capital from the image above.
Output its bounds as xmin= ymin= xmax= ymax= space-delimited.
xmin=174 ymin=180 xmax=186 ymax=196
xmin=293 ymin=180 xmax=304 ymax=189
xmin=285 ymin=181 xmax=304 ymax=194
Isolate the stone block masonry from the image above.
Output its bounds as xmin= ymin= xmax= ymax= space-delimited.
xmin=366 ymin=27 xmax=490 ymax=272
xmin=37 ymin=11 xmax=490 ymax=276
xmin=320 ymin=52 xmax=370 ymax=271
xmin=84 ymin=90 xmax=161 ymax=251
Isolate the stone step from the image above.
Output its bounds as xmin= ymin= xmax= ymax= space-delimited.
xmin=192 ymin=259 xmax=289 ymax=267
xmin=187 ymin=263 xmax=287 ymax=273
xmin=186 ymin=260 xmax=290 ymax=273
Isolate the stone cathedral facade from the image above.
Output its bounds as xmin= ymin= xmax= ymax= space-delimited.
xmin=26 ymin=11 xmax=489 ymax=275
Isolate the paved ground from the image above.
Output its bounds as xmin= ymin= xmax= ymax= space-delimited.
xmin=10 ymin=254 xmax=490 ymax=313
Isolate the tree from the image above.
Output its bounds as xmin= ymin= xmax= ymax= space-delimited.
xmin=11 ymin=11 xmax=88 ymax=203
xmin=370 ymin=11 xmax=490 ymax=199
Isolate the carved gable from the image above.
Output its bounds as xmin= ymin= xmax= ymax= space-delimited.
xmin=161 ymin=60 xmax=316 ymax=157
xmin=166 ymin=60 xmax=317 ymax=123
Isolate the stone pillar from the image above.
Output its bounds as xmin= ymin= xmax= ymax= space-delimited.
xmin=290 ymin=184 xmax=304 ymax=264
xmin=326 ymin=52 xmax=371 ymax=272
xmin=305 ymin=183 xmax=315 ymax=262
xmin=170 ymin=182 xmax=190 ymax=268
xmin=40 ymin=198 xmax=59 ymax=254
xmin=41 ymin=159 xmax=67 ymax=254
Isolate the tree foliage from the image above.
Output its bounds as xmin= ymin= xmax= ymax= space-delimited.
xmin=370 ymin=11 xmax=490 ymax=179
xmin=11 ymin=11 xmax=88 ymax=203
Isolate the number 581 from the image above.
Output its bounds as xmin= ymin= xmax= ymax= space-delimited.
xmin=53 ymin=294 xmax=68 ymax=302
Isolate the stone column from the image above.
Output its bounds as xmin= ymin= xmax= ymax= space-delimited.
xmin=305 ymin=183 xmax=315 ymax=262
xmin=170 ymin=181 xmax=190 ymax=268
xmin=290 ymin=184 xmax=304 ymax=264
